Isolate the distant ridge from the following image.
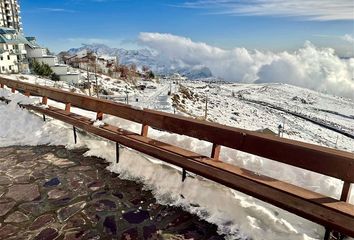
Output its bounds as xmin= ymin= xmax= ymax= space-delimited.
xmin=66 ymin=43 xmax=213 ymax=79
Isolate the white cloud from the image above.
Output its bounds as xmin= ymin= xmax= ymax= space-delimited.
xmin=139 ymin=32 xmax=354 ymax=98
xmin=180 ymin=0 xmax=354 ymax=21
xmin=67 ymin=38 xmax=114 ymax=44
xmin=342 ymin=34 xmax=354 ymax=43
xmin=38 ymin=8 xmax=76 ymax=13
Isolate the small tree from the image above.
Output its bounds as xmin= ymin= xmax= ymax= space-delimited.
xmin=148 ymin=70 xmax=155 ymax=79
xmin=142 ymin=65 xmax=150 ymax=73
xmin=51 ymin=73 xmax=60 ymax=81
xmin=130 ymin=63 xmax=137 ymax=73
xmin=119 ymin=65 xmax=130 ymax=79
xmin=31 ymin=60 xmax=42 ymax=75
xmin=30 ymin=60 xmax=53 ymax=77
xmin=42 ymin=63 xmax=53 ymax=77
xmin=107 ymin=69 xmax=113 ymax=77
xmin=129 ymin=64 xmax=137 ymax=79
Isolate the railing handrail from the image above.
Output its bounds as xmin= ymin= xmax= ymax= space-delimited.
xmin=1 ymin=77 xmax=353 ymax=183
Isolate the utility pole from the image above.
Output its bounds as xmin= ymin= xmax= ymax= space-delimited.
xmin=125 ymin=86 xmax=129 ymax=105
xmin=95 ymin=63 xmax=99 ymax=98
xmin=86 ymin=60 xmax=91 ymax=97
xmin=204 ymin=94 xmax=208 ymax=120
xmin=94 ymin=50 xmax=99 ymax=98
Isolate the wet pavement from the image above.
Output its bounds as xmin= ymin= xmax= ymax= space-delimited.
xmin=0 ymin=146 xmax=223 ymax=240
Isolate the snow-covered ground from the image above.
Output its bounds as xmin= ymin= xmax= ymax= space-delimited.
xmin=177 ymin=81 xmax=354 ymax=152
xmin=0 ymin=74 xmax=353 ymax=240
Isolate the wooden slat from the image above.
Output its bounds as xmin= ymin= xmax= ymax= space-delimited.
xmin=211 ymin=143 xmax=221 ymax=160
xmin=141 ymin=124 xmax=149 ymax=137
xmin=22 ymin=104 xmax=354 ymax=237
xmin=65 ymin=103 xmax=71 ymax=113
xmin=42 ymin=96 xmax=48 ymax=105
xmin=96 ymin=111 xmax=103 ymax=121
xmin=341 ymin=182 xmax=352 ymax=202
xmin=0 ymin=78 xmax=353 ymax=182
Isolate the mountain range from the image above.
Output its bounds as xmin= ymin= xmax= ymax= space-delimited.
xmin=66 ymin=44 xmax=213 ymax=79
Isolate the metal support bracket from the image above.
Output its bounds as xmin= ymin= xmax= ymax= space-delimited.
xmin=73 ymin=126 xmax=77 ymax=144
xmin=116 ymin=142 xmax=120 ymax=163
xmin=182 ymin=168 xmax=187 ymax=182
xmin=324 ymin=229 xmax=331 ymax=240
xmin=324 ymin=229 xmax=346 ymax=240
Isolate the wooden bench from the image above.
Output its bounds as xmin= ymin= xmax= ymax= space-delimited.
xmin=1 ymin=77 xmax=353 ymax=238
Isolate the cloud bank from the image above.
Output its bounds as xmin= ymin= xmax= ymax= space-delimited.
xmin=139 ymin=32 xmax=354 ymax=99
xmin=180 ymin=0 xmax=354 ymax=21
xmin=342 ymin=34 xmax=354 ymax=43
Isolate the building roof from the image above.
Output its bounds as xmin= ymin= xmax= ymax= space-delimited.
xmin=0 ymin=28 xmax=16 ymax=35
xmin=0 ymin=27 xmax=35 ymax=47
xmin=25 ymin=37 xmax=36 ymax=42
xmin=37 ymin=56 xmax=56 ymax=59
xmin=25 ymin=36 xmax=41 ymax=48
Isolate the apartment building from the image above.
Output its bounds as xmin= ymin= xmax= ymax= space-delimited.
xmin=0 ymin=1 xmax=79 ymax=83
xmin=0 ymin=0 xmax=22 ymax=32
xmin=0 ymin=27 xmax=29 ymax=73
xmin=0 ymin=0 xmax=26 ymax=73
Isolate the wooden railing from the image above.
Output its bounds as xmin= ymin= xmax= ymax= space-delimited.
xmin=0 ymin=77 xmax=353 ymax=238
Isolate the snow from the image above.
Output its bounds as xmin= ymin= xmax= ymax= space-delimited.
xmin=0 ymin=74 xmax=353 ymax=240
xmin=92 ymin=120 xmax=105 ymax=128
xmin=0 ymin=89 xmax=73 ymax=147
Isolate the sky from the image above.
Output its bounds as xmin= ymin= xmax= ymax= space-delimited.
xmin=21 ymin=0 xmax=354 ymax=56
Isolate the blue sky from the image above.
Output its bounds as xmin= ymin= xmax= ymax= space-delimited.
xmin=21 ymin=0 xmax=354 ymax=56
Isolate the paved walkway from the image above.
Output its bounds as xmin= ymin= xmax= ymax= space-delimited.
xmin=0 ymin=146 xmax=223 ymax=240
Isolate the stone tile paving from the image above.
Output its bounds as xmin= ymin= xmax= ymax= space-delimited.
xmin=0 ymin=146 xmax=224 ymax=240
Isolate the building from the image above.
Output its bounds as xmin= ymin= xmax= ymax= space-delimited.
xmin=0 ymin=1 xmax=79 ymax=84
xmin=25 ymin=37 xmax=80 ymax=84
xmin=66 ymin=51 xmax=118 ymax=77
xmin=0 ymin=0 xmax=22 ymax=32
xmin=0 ymin=27 xmax=29 ymax=73
xmin=97 ymin=56 xmax=116 ymax=75
xmin=0 ymin=0 xmax=26 ymax=74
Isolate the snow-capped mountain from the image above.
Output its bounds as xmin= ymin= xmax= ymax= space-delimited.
xmin=66 ymin=44 xmax=213 ymax=79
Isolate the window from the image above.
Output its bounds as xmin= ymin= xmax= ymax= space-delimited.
xmin=0 ymin=56 xmax=3 ymax=61
xmin=7 ymin=55 xmax=10 ymax=60
xmin=2 ymin=66 xmax=4 ymax=71
xmin=9 ymin=66 xmax=11 ymax=70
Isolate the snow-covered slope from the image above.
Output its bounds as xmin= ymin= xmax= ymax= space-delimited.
xmin=175 ymin=81 xmax=354 ymax=152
